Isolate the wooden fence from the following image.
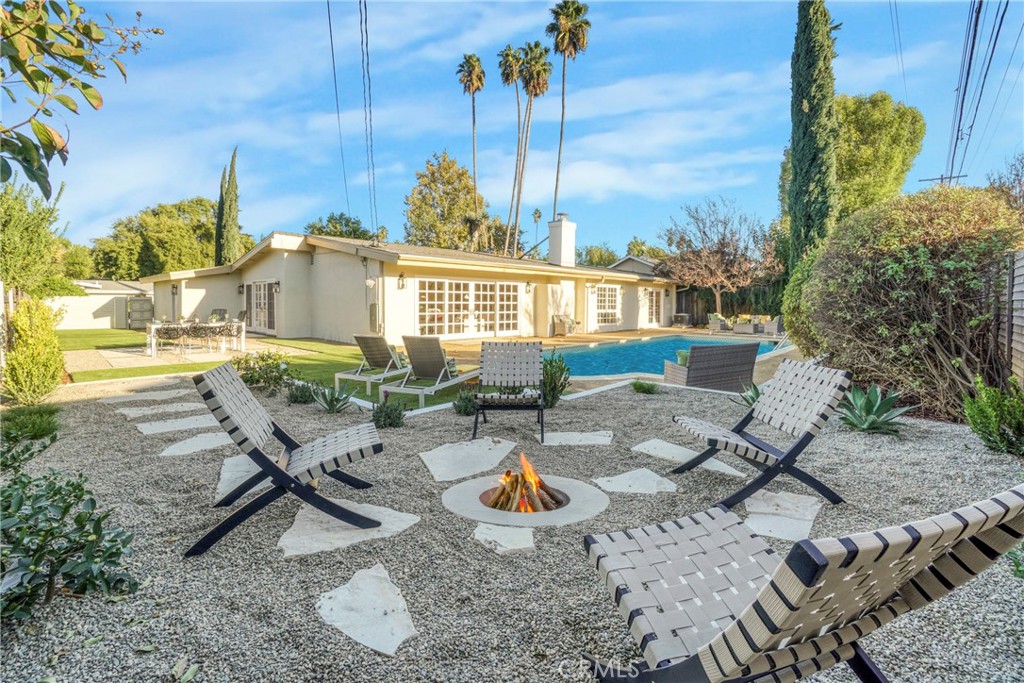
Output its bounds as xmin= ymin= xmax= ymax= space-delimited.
xmin=1004 ymin=250 xmax=1024 ymax=382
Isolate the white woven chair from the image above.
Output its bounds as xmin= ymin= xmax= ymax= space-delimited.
xmin=472 ymin=341 xmax=545 ymax=442
xmin=671 ymin=359 xmax=852 ymax=508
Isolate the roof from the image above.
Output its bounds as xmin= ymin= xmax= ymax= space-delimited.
xmin=609 ymin=255 xmax=656 ymax=269
xmin=74 ymin=279 xmax=153 ymax=295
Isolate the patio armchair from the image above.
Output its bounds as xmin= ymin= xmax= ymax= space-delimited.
xmin=582 ymin=484 xmax=1024 ymax=682
xmin=380 ymin=336 xmax=481 ymax=409
xmin=762 ymin=314 xmax=784 ymax=336
xmin=553 ymin=314 xmax=577 ymax=336
xmin=733 ymin=315 xmax=761 ymax=335
xmin=662 ymin=342 xmax=759 ymax=393
xmin=187 ymin=363 xmax=383 ymax=557
xmin=236 ymin=309 xmax=248 ymax=324
xmin=472 ymin=341 xmax=545 ymax=442
xmin=670 ymin=358 xmax=851 ymax=508
xmin=707 ymin=312 xmax=731 ymax=333
xmin=335 ymin=334 xmax=412 ymax=394
xmin=210 ymin=308 xmax=229 ymax=322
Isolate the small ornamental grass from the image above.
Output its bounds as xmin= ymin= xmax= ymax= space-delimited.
xmin=372 ymin=392 xmax=405 ymax=429
xmin=542 ymin=352 xmax=571 ymax=408
xmin=963 ymin=376 xmax=1024 ymax=457
xmin=231 ymin=351 xmax=294 ymax=395
xmin=838 ymin=384 xmax=915 ymax=436
xmin=286 ymin=380 xmax=316 ymax=405
xmin=452 ymin=388 xmax=477 ymax=416
xmin=2 ymin=405 xmax=61 ymax=442
xmin=631 ymin=380 xmax=659 ymax=394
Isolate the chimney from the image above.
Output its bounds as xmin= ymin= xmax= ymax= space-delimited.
xmin=547 ymin=213 xmax=576 ymax=267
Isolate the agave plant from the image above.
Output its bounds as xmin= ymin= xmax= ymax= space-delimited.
xmin=838 ymin=384 xmax=916 ymax=435
xmin=312 ymin=382 xmax=357 ymax=414
xmin=730 ymin=382 xmax=761 ymax=408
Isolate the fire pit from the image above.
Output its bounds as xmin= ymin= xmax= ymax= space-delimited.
xmin=441 ymin=453 xmax=609 ymax=528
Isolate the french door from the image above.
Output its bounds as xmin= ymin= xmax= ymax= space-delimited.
xmin=417 ymin=279 xmax=519 ymax=338
xmin=245 ymin=281 xmax=276 ymax=334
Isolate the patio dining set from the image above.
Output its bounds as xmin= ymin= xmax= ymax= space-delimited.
xmin=146 ymin=309 xmax=248 ymax=357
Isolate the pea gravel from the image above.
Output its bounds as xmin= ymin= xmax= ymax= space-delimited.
xmin=2 ymin=377 xmax=1022 ymax=683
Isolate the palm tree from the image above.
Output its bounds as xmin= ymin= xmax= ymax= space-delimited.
xmin=546 ymin=0 xmax=590 ymax=221
xmin=457 ymin=54 xmax=485 ymax=216
xmin=498 ymin=45 xmax=525 ymax=256
xmin=532 ymin=207 xmax=542 ymax=249
xmin=512 ymin=41 xmax=552 ymax=256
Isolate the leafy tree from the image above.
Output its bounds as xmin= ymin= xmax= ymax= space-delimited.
xmin=0 ymin=1 xmax=161 ymax=198
xmin=626 ymin=236 xmax=667 ymax=260
xmin=788 ymin=0 xmax=839 ymax=269
xmin=499 ymin=45 xmax=525 ymax=240
xmin=511 ymin=41 xmax=552 ymax=255
xmin=456 ymin=54 xmax=485 ymax=215
xmin=304 ymin=212 xmax=374 ymax=240
xmin=403 ymin=151 xmax=489 ymax=250
xmin=0 ymin=181 xmax=77 ymax=302
xmin=988 ymin=152 xmax=1024 ymax=224
xmin=658 ymin=197 xmax=780 ymax=315
xmin=216 ymin=147 xmax=242 ymax=264
xmin=546 ymin=0 xmax=590 ymax=221
xmin=91 ymin=225 xmax=141 ymax=280
xmin=56 ymin=238 xmax=92 ymax=279
xmin=576 ymin=242 xmax=619 ymax=267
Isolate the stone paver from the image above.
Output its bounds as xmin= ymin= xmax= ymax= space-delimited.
xmin=135 ymin=414 xmax=219 ymax=435
xmin=743 ymin=490 xmax=822 ymax=542
xmin=277 ymin=500 xmax=420 ymax=557
xmin=161 ymin=432 xmax=234 ymax=457
xmin=418 ymin=437 xmax=517 ymax=482
xmin=116 ymin=402 xmax=207 ymax=419
xmin=98 ymin=388 xmax=194 ymax=404
xmin=631 ymin=439 xmax=746 ymax=478
xmin=593 ymin=467 xmax=677 ymax=494
xmin=472 ymin=524 xmax=535 ymax=555
xmin=535 ymin=431 xmax=613 ymax=446
xmin=316 ymin=564 xmax=417 ymax=656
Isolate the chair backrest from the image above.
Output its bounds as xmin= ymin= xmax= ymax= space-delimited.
xmin=751 ymin=359 xmax=851 ymax=438
xmin=210 ymin=308 xmax=228 ymax=322
xmin=684 ymin=343 xmax=759 ymax=392
xmin=763 ymin=315 xmax=783 ymax=334
xmin=193 ymin=363 xmax=275 ymax=455
xmin=479 ymin=341 xmax=543 ymax=388
xmin=155 ymin=324 xmax=185 ymax=341
xmin=401 ymin=336 xmax=450 ymax=381
xmin=354 ymin=334 xmax=400 ymax=370
xmin=236 ymin=310 xmax=248 ymax=324
xmin=696 ymin=484 xmax=1024 ymax=683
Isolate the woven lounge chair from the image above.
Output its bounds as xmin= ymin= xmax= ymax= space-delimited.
xmin=553 ymin=314 xmax=577 ymax=336
xmin=670 ymin=359 xmax=851 ymax=508
xmin=381 ymin=336 xmax=481 ymax=409
xmin=662 ymin=343 xmax=759 ymax=393
xmin=335 ymin=334 xmax=412 ymax=394
xmin=472 ymin=341 xmax=545 ymax=442
xmin=733 ymin=316 xmax=761 ymax=335
xmin=187 ymin=363 xmax=383 ymax=557
xmin=762 ymin=314 xmax=784 ymax=337
xmin=707 ymin=313 xmax=731 ymax=333
xmin=582 ymin=483 xmax=1024 ymax=682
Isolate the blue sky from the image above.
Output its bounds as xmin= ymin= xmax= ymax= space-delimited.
xmin=27 ymin=1 xmax=1024 ymax=254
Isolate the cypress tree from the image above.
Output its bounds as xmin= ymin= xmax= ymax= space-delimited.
xmin=214 ymin=167 xmax=227 ymax=266
xmin=787 ymin=0 xmax=839 ymax=270
xmin=222 ymin=147 xmax=242 ymax=263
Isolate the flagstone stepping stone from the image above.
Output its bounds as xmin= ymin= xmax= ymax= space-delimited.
xmin=418 ymin=437 xmax=516 ymax=482
xmin=277 ymin=500 xmax=420 ymax=558
xmin=593 ymin=468 xmax=677 ymax=494
xmin=535 ymin=431 xmax=613 ymax=446
xmin=216 ymin=453 xmax=272 ymax=497
xmin=135 ymin=414 xmax=219 ymax=435
xmin=117 ymin=402 xmax=206 ymax=419
xmin=99 ymin=388 xmax=193 ymax=404
xmin=161 ymin=432 xmax=234 ymax=457
xmin=472 ymin=523 xmax=535 ymax=555
xmin=317 ymin=564 xmax=417 ymax=656
xmin=631 ymin=439 xmax=746 ymax=479
xmin=743 ymin=490 xmax=822 ymax=542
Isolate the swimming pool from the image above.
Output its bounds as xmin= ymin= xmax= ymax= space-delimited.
xmin=556 ymin=335 xmax=777 ymax=376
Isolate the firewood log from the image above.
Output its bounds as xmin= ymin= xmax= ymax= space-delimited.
xmin=537 ymin=487 xmax=558 ymax=510
xmin=524 ymin=483 xmax=544 ymax=512
xmin=504 ymin=475 xmax=522 ymax=512
xmin=539 ymin=480 xmax=565 ymax=507
xmin=487 ymin=485 xmax=507 ymax=509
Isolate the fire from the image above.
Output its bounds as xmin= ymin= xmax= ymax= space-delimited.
xmin=520 ymin=452 xmax=541 ymax=496
xmin=485 ymin=452 xmax=565 ymax=513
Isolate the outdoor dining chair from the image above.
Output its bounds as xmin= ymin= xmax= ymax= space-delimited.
xmin=186 ymin=363 xmax=384 ymax=557
xmin=335 ymin=334 xmax=411 ymax=394
xmin=472 ymin=341 xmax=545 ymax=442
xmin=581 ymin=483 xmax=1024 ymax=682
xmin=670 ymin=358 xmax=851 ymax=508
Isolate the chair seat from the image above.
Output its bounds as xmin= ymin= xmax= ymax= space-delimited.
xmin=585 ymin=507 xmax=779 ymax=668
xmin=672 ymin=415 xmax=779 ymax=466
xmin=286 ymin=422 xmax=382 ymax=484
xmin=475 ymin=391 xmax=542 ymax=406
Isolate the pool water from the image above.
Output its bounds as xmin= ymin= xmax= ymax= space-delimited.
xmin=556 ymin=335 xmax=777 ymax=376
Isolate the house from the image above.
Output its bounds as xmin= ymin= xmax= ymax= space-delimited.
xmin=139 ymin=215 xmax=677 ymax=343
xmin=48 ymin=280 xmax=154 ymax=330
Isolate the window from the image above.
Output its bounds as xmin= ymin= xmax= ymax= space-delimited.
xmin=647 ymin=288 xmax=661 ymax=324
xmin=474 ymin=283 xmax=496 ymax=333
xmin=418 ymin=279 xmax=519 ymax=336
xmin=596 ymin=285 xmax=619 ymax=325
xmin=497 ymin=283 xmax=518 ymax=332
xmin=418 ymin=280 xmax=446 ymax=335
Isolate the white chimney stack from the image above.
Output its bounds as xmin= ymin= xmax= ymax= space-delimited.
xmin=547 ymin=213 xmax=576 ymax=267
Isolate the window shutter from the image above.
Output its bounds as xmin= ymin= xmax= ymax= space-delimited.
xmin=268 ymin=287 xmax=276 ymax=330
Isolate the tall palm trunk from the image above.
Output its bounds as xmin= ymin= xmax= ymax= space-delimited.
xmin=471 ymin=93 xmax=479 ymax=215
xmin=552 ymin=52 xmax=568 ymax=220
xmin=513 ymin=96 xmax=535 ymax=256
xmin=504 ymin=83 xmax=523 ymax=255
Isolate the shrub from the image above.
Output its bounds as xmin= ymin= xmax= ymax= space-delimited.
xmin=803 ymin=186 xmax=1021 ymax=419
xmin=372 ymin=392 xmax=405 ymax=429
xmin=838 ymin=384 xmax=916 ymax=436
xmin=1009 ymin=542 xmax=1024 ymax=580
xmin=541 ymin=352 xmax=571 ymax=409
xmin=1 ymin=437 xmax=136 ymax=619
xmin=312 ymin=382 xmax=356 ymax=414
xmin=4 ymin=298 xmax=64 ymax=405
xmin=675 ymin=350 xmax=689 ymax=366
xmin=231 ymin=351 xmax=294 ymax=395
xmin=631 ymin=380 xmax=658 ymax=394
xmin=452 ymin=388 xmax=477 ymax=416
xmin=963 ymin=376 xmax=1024 ymax=456
xmin=286 ymin=380 xmax=316 ymax=405
xmin=781 ymin=247 xmax=822 ymax=357
xmin=2 ymin=405 xmax=61 ymax=442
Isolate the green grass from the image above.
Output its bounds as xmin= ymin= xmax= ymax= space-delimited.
xmin=58 ymin=329 xmax=148 ymax=351
xmin=70 ymin=361 xmax=223 ymax=383
xmin=1 ymin=404 xmax=61 ymax=441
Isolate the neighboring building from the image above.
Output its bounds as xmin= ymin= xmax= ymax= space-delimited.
xmin=608 ymin=255 xmax=658 ymax=276
xmin=48 ymin=280 xmax=154 ymax=330
xmin=140 ymin=216 xmax=676 ymax=343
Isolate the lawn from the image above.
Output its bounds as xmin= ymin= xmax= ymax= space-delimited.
xmin=70 ymin=361 xmax=224 ymax=383
xmin=58 ymin=329 xmax=149 ymax=351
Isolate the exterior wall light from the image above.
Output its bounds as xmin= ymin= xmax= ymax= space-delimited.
xmin=238 ymin=284 xmax=245 ymax=295
xmin=170 ymin=284 xmax=178 ymax=295
xmin=397 ymin=273 xmax=407 ymax=289
xmin=365 ymin=278 xmax=376 ymax=288
xmin=525 ymin=282 xmax=533 ymax=294
xmin=273 ymin=282 xmax=281 ymax=294
xmin=664 ymin=288 xmax=670 ymax=297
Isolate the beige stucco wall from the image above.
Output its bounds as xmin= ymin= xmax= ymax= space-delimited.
xmin=240 ymin=251 xmax=290 ymax=335
xmin=181 ymin=274 xmax=242 ymax=322
xmin=47 ymin=294 xmax=129 ymax=329
xmin=310 ymin=249 xmax=376 ymax=343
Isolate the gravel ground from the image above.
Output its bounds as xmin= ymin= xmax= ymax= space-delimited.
xmin=2 ymin=378 xmax=1022 ymax=683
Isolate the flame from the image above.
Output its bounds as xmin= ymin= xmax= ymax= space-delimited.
xmin=520 ymin=452 xmax=541 ymax=496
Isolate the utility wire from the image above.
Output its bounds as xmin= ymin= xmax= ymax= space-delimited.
xmin=888 ymin=1 xmax=909 ymax=101
xmin=892 ymin=1 xmax=909 ymax=101
xmin=967 ymin=21 xmax=1023 ymax=174
xmin=976 ymin=60 xmax=1023 ymax=167
xmin=946 ymin=1 xmax=985 ymax=181
xmin=325 ymin=0 xmax=351 ymax=216
xmin=956 ymin=0 xmax=1010 ymax=178
xmin=358 ymin=0 xmax=379 ymax=233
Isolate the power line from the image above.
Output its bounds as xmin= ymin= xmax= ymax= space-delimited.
xmin=358 ymin=0 xmax=379 ymax=233
xmin=888 ymin=0 xmax=909 ymax=101
xmin=976 ymin=60 xmax=1024 ymax=167
xmin=966 ymin=20 xmax=1022 ymax=175
xmin=945 ymin=0 xmax=985 ymax=181
xmin=325 ymin=0 xmax=351 ymax=216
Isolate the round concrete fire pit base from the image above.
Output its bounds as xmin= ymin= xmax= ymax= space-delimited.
xmin=441 ymin=475 xmax=609 ymax=527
